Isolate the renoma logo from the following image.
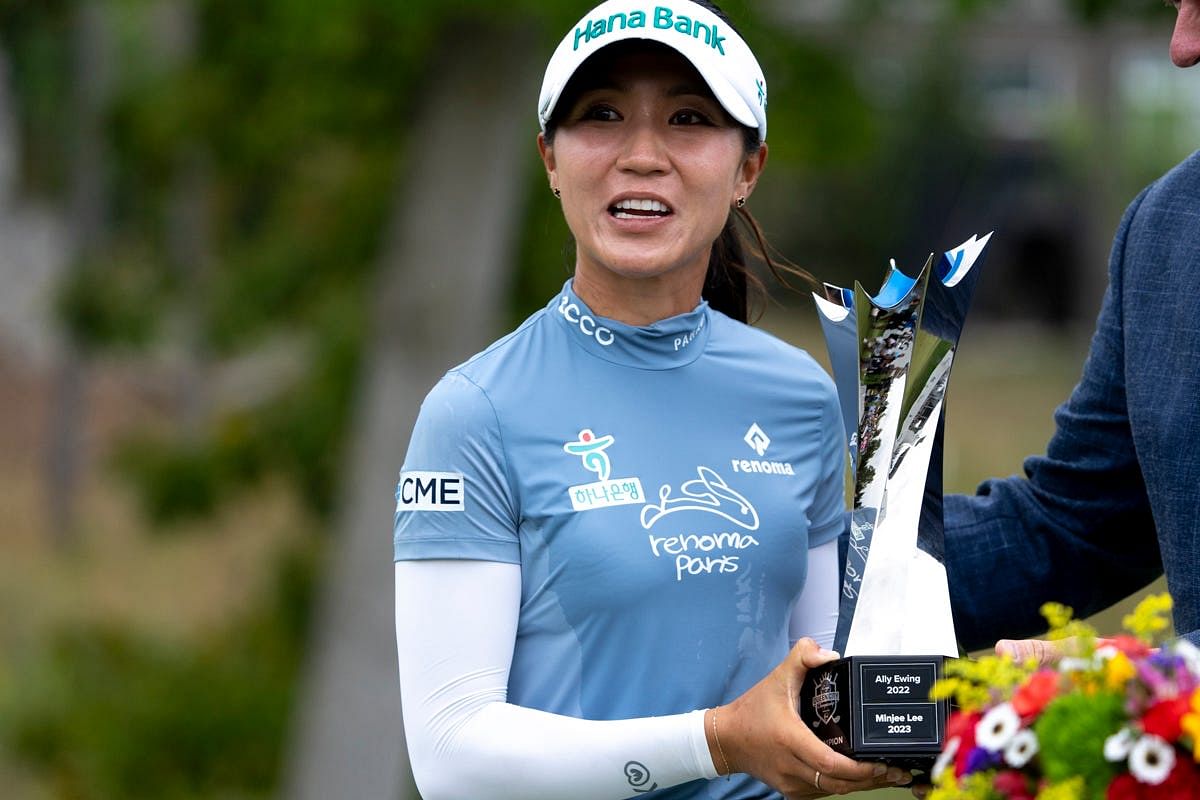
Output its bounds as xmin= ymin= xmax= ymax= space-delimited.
xmin=558 ymin=295 xmax=615 ymax=346
xmin=573 ymin=7 xmax=728 ymax=55
xmin=744 ymin=422 xmax=770 ymax=455
xmin=734 ymin=423 xmax=794 ymax=476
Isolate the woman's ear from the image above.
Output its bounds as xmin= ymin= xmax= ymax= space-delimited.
xmin=538 ymin=132 xmax=557 ymax=187
xmin=735 ymin=142 xmax=767 ymax=204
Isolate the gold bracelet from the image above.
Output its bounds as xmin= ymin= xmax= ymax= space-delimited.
xmin=711 ymin=707 xmax=733 ymax=778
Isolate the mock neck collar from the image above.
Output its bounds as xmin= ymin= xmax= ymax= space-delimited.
xmin=548 ymin=280 xmax=712 ymax=370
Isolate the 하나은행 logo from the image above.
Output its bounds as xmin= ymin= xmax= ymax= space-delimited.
xmin=563 ymin=429 xmax=614 ymax=481
xmin=563 ymin=429 xmax=643 ymax=512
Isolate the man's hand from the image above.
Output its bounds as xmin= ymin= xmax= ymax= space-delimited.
xmin=994 ymin=637 xmax=1070 ymax=666
xmin=995 ymin=635 xmax=1149 ymax=667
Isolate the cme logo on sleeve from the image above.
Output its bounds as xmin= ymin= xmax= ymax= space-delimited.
xmin=397 ymin=471 xmax=465 ymax=512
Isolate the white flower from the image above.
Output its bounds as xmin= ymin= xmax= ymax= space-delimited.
xmin=932 ymin=736 xmax=960 ymax=781
xmin=1058 ymin=656 xmax=1092 ymax=673
xmin=1104 ymin=728 xmax=1135 ymax=762
xmin=976 ymin=702 xmax=1021 ymax=751
xmin=1003 ymin=728 xmax=1039 ymax=768
xmin=1173 ymin=639 xmax=1200 ymax=675
xmin=1129 ymin=734 xmax=1176 ymax=785
xmin=1095 ymin=645 xmax=1118 ymax=661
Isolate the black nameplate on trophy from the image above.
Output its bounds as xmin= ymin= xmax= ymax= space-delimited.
xmin=798 ymin=655 xmax=947 ymax=770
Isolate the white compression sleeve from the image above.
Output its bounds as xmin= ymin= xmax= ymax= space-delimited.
xmin=788 ymin=537 xmax=841 ymax=652
xmin=395 ymin=560 xmax=719 ymax=800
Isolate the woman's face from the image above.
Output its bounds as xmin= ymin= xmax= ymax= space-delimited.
xmin=539 ymin=47 xmax=765 ymax=301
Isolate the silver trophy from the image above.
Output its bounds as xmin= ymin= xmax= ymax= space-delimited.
xmin=799 ymin=233 xmax=993 ymax=767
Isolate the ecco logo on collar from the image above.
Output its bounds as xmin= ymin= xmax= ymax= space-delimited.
xmin=558 ymin=295 xmax=615 ymax=346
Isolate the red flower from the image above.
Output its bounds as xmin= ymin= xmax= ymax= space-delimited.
xmin=1108 ymin=757 xmax=1200 ymax=800
xmin=947 ymin=710 xmax=979 ymax=739
xmin=947 ymin=711 xmax=980 ymax=776
xmin=1145 ymin=755 xmax=1200 ymax=799
xmin=1012 ymin=670 xmax=1060 ymax=719
xmin=1100 ymin=635 xmax=1153 ymax=659
xmin=1108 ymin=773 xmax=1145 ymax=800
xmin=1142 ymin=697 xmax=1192 ymax=742
xmin=994 ymin=769 xmax=1034 ymax=800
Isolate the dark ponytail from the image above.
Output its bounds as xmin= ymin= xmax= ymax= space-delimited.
xmin=704 ymin=218 xmax=750 ymax=322
xmin=704 ymin=200 xmax=818 ymax=324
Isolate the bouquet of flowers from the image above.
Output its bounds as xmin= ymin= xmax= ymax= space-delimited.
xmin=928 ymin=594 xmax=1200 ymax=800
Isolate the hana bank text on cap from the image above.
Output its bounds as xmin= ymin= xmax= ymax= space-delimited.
xmin=538 ymin=0 xmax=768 ymax=141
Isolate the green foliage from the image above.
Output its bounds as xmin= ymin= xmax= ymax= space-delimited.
xmin=0 ymin=0 xmax=72 ymax=196
xmin=114 ymin=417 xmax=262 ymax=526
xmin=114 ymin=297 xmax=361 ymax=525
xmin=1064 ymin=0 xmax=1170 ymax=24
xmin=736 ymin=14 xmax=876 ymax=169
xmin=0 ymin=545 xmax=318 ymax=800
xmin=837 ymin=0 xmax=1163 ymax=24
xmin=1033 ymin=691 xmax=1125 ymax=799
xmin=254 ymin=292 xmax=365 ymax=517
xmin=56 ymin=250 xmax=169 ymax=352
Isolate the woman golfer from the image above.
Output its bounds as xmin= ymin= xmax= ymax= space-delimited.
xmin=394 ymin=1 xmax=913 ymax=797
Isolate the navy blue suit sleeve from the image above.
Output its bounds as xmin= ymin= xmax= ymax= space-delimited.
xmin=945 ymin=189 xmax=1164 ymax=652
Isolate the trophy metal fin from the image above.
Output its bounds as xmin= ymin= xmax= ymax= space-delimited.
xmin=912 ymin=233 xmax=993 ymax=564
xmin=813 ymin=291 xmax=859 ymax=465
xmin=832 ymin=265 xmax=930 ymax=656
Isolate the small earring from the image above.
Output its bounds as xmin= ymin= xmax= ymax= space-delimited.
xmin=735 ymin=196 xmax=746 ymax=208
xmin=552 ymin=187 xmax=561 ymax=199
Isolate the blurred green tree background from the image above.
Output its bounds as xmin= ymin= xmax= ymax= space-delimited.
xmin=0 ymin=0 xmax=1192 ymax=797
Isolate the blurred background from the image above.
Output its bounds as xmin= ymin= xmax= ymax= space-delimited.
xmin=0 ymin=0 xmax=1196 ymax=798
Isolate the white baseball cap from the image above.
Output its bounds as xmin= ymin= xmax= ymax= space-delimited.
xmin=538 ymin=0 xmax=768 ymax=141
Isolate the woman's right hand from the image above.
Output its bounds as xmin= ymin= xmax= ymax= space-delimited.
xmin=707 ymin=638 xmax=913 ymax=798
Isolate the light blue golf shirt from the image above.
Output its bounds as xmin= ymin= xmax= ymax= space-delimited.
xmin=395 ymin=280 xmax=844 ymax=798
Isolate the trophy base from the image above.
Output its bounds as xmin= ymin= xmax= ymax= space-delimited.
xmin=798 ymin=655 xmax=948 ymax=771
